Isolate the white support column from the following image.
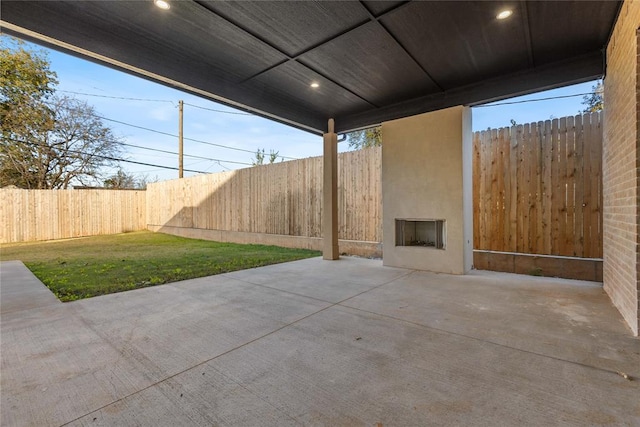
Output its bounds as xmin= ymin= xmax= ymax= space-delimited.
xmin=323 ymin=119 xmax=339 ymax=260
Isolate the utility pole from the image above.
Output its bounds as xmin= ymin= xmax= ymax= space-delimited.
xmin=178 ymin=100 xmax=184 ymax=178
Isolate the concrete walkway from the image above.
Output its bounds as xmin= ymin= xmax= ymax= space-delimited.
xmin=1 ymin=257 xmax=638 ymax=426
xmin=0 ymin=260 xmax=60 ymax=315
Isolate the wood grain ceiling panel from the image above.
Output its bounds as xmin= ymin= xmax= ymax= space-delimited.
xmin=247 ymin=61 xmax=372 ymax=118
xmin=527 ymin=1 xmax=620 ymax=65
xmin=361 ymin=1 xmax=406 ymax=16
xmin=3 ymin=1 xmax=288 ymax=83
xmin=199 ymin=0 xmax=370 ymax=57
xmin=299 ymin=21 xmax=439 ymax=106
xmin=381 ymin=1 xmax=530 ymax=90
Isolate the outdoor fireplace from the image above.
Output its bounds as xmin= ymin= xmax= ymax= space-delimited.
xmin=382 ymin=106 xmax=472 ymax=274
xmin=395 ymin=219 xmax=445 ymax=249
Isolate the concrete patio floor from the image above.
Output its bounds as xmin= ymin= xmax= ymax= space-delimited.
xmin=1 ymin=257 xmax=639 ymax=426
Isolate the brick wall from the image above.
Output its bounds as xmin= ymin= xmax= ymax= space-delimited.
xmin=603 ymin=0 xmax=640 ymax=335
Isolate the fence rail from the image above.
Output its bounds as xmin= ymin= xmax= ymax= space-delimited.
xmin=0 ymin=189 xmax=146 ymax=243
xmin=473 ymin=112 xmax=602 ymax=258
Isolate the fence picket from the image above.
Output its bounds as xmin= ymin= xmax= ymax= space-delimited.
xmin=542 ymin=119 xmax=553 ymax=253
xmin=473 ymin=111 xmax=602 ymax=258
xmin=591 ymin=112 xmax=603 ymax=258
xmin=574 ymin=114 xmax=584 ymax=257
xmin=1 ymin=189 xmax=146 ymax=243
xmin=3 ymin=112 xmax=602 ymax=258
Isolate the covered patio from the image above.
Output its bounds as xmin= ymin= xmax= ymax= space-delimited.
xmin=4 ymin=1 xmax=638 ymax=335
xmin=2 ymin=257 xmax=638 ymax=426
xmin=3 ymin=0 xmax=639 ymax=333
xmin=2 ymin=1 xmax=640 ymax=423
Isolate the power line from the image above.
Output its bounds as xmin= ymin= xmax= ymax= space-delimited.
xmin=214 ymin=161 xmax=231 ymax=171
xmin=183 ymin=102 xmax=252 ymax=116
xmin=59 ymin=91 xmax=253 ymax=117
xmin=58 ymin=90 xmax=175 ymax=104
xmin=119 ymin=141 xmax=253 ymax=166
xmin=61 ymin=89 xmax=594 ymax=109
xmin=475 ymin=92 xmax=592 ymax=107
xmin=39 ymin=98 xmax=298 ymax=160
xmin=109 ymin=157 xmax=206 ymax=174
xmin=58 ymin=90 xmax=256 ymax=117
xmin=8 ymin=137 xmax=209 ymax=174
xmin=97 ymin=115 xmax=254 ymax=154
xmin=95 ymin=114 xmax=298 ymax=160
xmin=8 ymin=103 xmax=255 ymax=166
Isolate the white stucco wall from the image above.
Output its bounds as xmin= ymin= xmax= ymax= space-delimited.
xmin=381 ymin=106 xmax=473 ymax=274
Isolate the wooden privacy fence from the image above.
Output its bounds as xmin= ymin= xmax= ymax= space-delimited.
xmin=146 ymin=147 xmax=382 ymax=243
xmin=2 ymin=112 xmax=603 ymax=266
xmin=0 ymin=189 xmax=146 ymax=243
xmin=473 ymin=112 xmax=602 ymax=258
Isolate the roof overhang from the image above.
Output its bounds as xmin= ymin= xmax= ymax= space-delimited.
xmin=1 ymin=1 xmax=621 ymax=134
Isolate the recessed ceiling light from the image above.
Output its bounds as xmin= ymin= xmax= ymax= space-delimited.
xmin=154 ymin=0 xmax=170 ymax=10
xmin=496 ymin=9 xmax=513 ymax=19
xmin=310 ymin=82 xmax=320 ymax=88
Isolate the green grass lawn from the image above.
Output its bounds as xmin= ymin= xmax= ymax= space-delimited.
xmin=1 ymin=231 xmax=320 ymax=301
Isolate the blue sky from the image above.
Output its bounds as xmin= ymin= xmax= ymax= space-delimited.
xmin=26 ymin=39 xmax=599 ymax=183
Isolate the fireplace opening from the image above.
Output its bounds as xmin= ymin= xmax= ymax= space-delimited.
xmin=395 ymin=219 xmax=445 ymax=249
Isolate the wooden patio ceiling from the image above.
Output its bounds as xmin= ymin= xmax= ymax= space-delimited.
xmin=1 ymin=1 xmax=622 ymax=134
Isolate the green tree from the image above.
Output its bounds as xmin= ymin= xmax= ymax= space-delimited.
xmin=104 ymin=169 xmax=152 ymax=189
xmin=582 ymin=80 xmax=604 ymax=113
xmin=252 ymin=148 xmax=281 ymax=165
xmin=1 ymin=37 xmax=123 ymax=189
xmin=1 ymin=37 xmax=57 ymax=187
xmin=346 ymin=126 xmax=381 ymax=150
xmin=104 ymin=168 xmax=137 ymax=189
xmin=0 ymin=38 xmax=57 ymax=112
